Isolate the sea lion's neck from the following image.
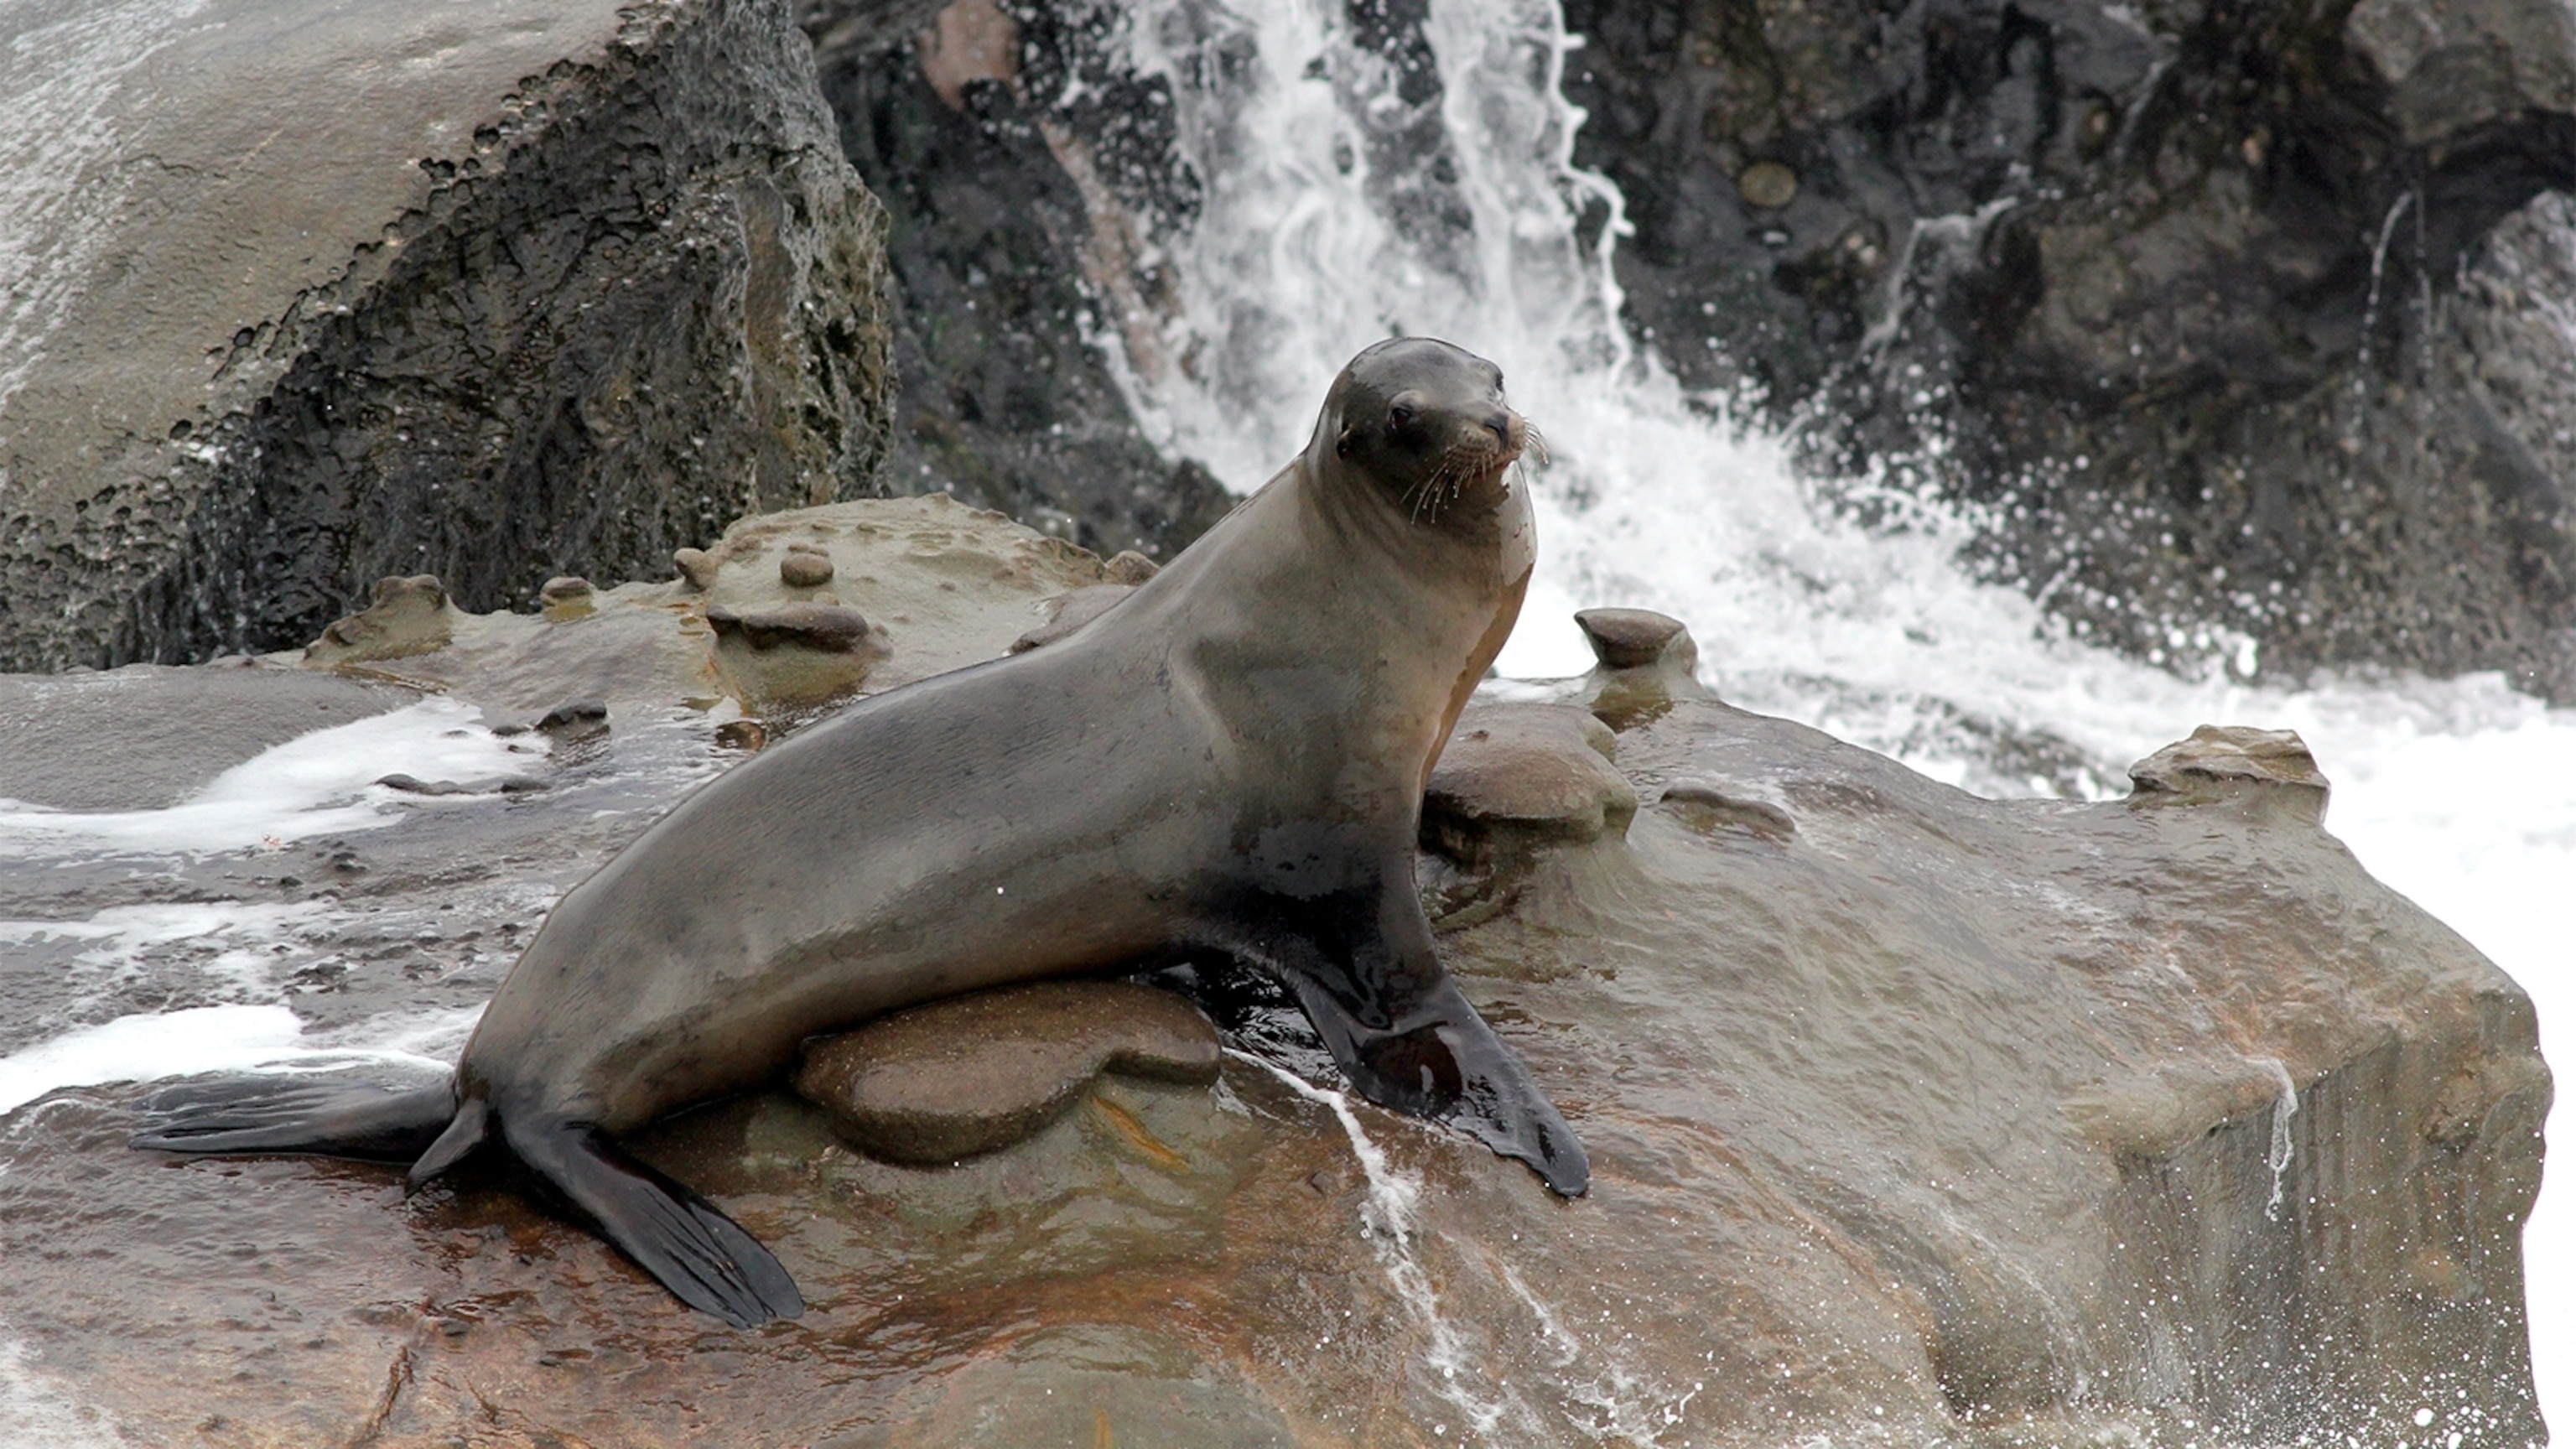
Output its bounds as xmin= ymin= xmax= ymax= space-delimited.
xmin=1114 ymin=447 xmax=1530 ymax=817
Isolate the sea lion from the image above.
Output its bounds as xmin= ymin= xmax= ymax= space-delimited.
xmin=132 ymin=336 xmax=1588 ymax=1326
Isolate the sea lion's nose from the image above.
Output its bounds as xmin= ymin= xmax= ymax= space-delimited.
xmin=1485 ymin=412 xmax=1513 ymax=444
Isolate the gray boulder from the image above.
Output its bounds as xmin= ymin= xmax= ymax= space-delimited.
xmin=0 ymin=0 xmax=896 ymax=672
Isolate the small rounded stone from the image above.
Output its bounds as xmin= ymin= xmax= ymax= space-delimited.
xmin=673 ymin=548 xmax=718 ymax=590
xmin=1103 ymin=550 xmax=1161 ymax=586
xmin=1737 ymin=161 xmax=1799 ymax=210
xmin=779 ymin=550 xmax=835 ymax=588
xmin=1576 ymin=608 xmax=1691 ymax=668
xmin=538 ymin=575 xmax=593 ymax=602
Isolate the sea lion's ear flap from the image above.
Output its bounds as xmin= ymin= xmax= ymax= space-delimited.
xmin=1336 ymin=424 xmax=1356 ymax=459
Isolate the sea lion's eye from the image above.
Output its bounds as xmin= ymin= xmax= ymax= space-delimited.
xmin=1389 ymin=403 xmax=1416 ymax=428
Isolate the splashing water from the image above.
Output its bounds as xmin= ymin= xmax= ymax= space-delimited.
xmin=1088 ymin=0 xmax=2576 ymax=1415
xmin=1228 ymin=1049 xmax=1531 ymax=1439
xmin=2262 ymin=1056 xmax=2299 ymax=1222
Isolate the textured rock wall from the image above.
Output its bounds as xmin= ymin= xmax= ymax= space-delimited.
xmin=0 ymin=0 xmax=895 ymax=672
xmin=800 ymin=0 xmax=1237 ymax=558
xmin=1560 ymin=0 xmax=2576 ymax=689
xmin=785 ymin=0 xmax=2576 ymax=690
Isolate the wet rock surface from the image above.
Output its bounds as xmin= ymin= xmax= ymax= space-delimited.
xmin=796 ymin=980 xmax=1223 ymax=1164
xmin=0 ymin=665 xmax=412 ymax=813
xmin=0 ymin=543 xmax=2547 ymax=1444
xmin=0 ymin=0 xmax=895 ymax=673
xmin=1559 ymin=0 xmax=2576 ymax=691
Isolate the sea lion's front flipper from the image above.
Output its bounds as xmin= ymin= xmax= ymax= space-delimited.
xmin=1283 ymin=971 xmax=1590 ymax=1197
xmin=1257 ymin=874 xmax=1589 ymax=1197
xmin=501 ymin=1114 xmax=804 ymax=1328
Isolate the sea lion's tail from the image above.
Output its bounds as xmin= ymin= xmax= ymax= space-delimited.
xmin=129 ymin=1078 xmax=458 ymax=1160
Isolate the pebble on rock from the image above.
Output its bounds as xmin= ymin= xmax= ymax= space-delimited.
xmin=705 ymin=602 xmax=875 ymax=652
xmin=779 ymin=546 xmax=835 ymax=588
xmin=673 ymin=547 xmax=719 ymax=590
xmin=1737 ymin=160 xmax=1800 ymax=209
xmin=794 ymin=981 xmax=1223 ymax=1165
xmin=1103 ymin=550 xmax=1161 ymax=586
xmin=1576 ymin=607 xmax=1699 ymax=672
xmin=304 ymin=575 xmax=456 ymax=664
xmin=1574 ymin=607 xmax=1712 ymax=726
xmin=2127 ymin=724 xmax=2330 ymax=823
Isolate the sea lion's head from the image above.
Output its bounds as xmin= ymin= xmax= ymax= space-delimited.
xmin=1322 ymin=337 xmax=1532 ymax=525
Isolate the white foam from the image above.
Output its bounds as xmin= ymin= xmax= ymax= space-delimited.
xmin=0 ymin=1001 xmax=476 ymax=1116
xmin=0 ymin=1336 xmax=122 ymax=1449
xmin=0 ymin=695 xmax=536 ymax=859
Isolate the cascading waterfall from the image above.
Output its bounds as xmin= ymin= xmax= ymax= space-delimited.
xmin=1066 ymin=0 xmax=2576 ymax=1414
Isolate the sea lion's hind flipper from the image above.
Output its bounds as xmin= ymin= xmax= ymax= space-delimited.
xmin=501 ymin=1114 xmax=803 ymax=1328
xmin=129 ymin=1079 xmax=454 ymax=1160
xmin=1281 ymin=973 xmax=1591 ymax=1199
xmin=403 ymin=1094 xmax=489 ymax=1191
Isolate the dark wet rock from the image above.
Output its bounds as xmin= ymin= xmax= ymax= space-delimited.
xmin=800 ymin=0 xmax=1238 ymax=559
xmin=0 ymin=593 xmax=2544 ymax=1443
xmin=1007 ymin=583 xmax=1135 ymax=653
xmin=0 ymin=663 xmax=408 ymax=812
xmin=532 ymin=701 xmax=610 ymax=739
xmin=1560 ymin=0 xmax=2576 ymax=692
xmin=778 ymin=544 xmax=838 ymax=588
xmin=2128 ymin=722 xmax=2333 ymax=823
xmin=0 ymin=0 xmax=895 ymax=673
xmin=377 ymin=774 xmax=545 ymax=797
xmin=795 ymin=980 xmax=1223 ymax=1165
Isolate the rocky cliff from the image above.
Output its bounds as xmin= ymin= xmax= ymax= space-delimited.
xmin=0 ymin=0 xmax=895 ymax=672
